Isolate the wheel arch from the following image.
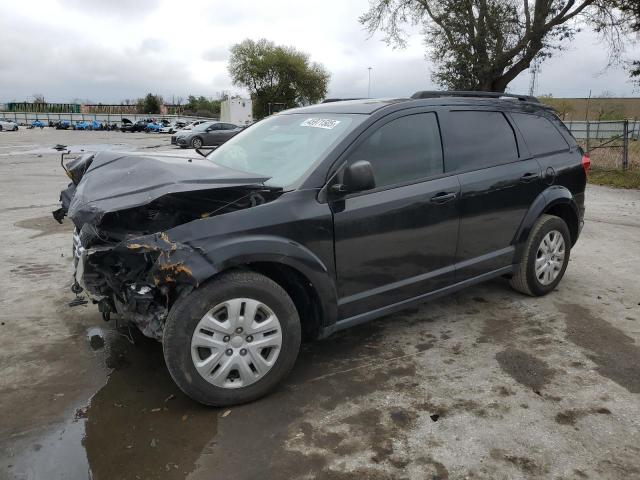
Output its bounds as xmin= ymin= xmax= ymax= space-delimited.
xmin=178 ymin=235 xmax=338 ymax=337
xmin=514 ymin=186 xmax=580 ymax=261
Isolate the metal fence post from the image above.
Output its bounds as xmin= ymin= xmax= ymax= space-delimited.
xmin=586 ymin=121 xmax=590 ymax=153
xmin=622 ymin=120 xmax=629 ymax=171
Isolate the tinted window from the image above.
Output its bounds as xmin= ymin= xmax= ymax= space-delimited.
xmin=512 ymin=113 xmax=569 ymax=156
xmin=348 ymin=113 xmax=443 ymax=188
xmin=445 ymin=111 xmax=518 ymax=172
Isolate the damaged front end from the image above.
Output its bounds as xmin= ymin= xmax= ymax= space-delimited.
xmin=55 ymin=150 xmax=278 ymax=340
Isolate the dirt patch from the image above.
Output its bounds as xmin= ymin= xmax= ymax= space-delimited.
xmin=478 ymin=315 xmax=515 ymax=344
xmin=555 ymin=407 xmax=612 ymax=426
xmin=10 ymin=262 xmax=62 ymax=278
xmin=559 ymin=303 xmax=640 ymax=393
xmin=495 ymin=348 xmax=555 ymax=392
xmin=490 ymin=448 xmax=547 ymax=476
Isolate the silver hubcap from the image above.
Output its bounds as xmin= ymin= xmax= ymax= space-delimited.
xmin=193 ymin=139 xmax=202 ymax=148
xmin=535 ymin=230 xmax=565 ymax=286
xmin=191 ymin=298 xmax=282 ymax=389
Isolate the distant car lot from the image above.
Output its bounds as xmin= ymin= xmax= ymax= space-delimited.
xmin=0 ymin=127 xmax=639 ymax=479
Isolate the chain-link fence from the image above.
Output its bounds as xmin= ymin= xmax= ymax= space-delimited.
xmin=565 ymin=120 xmax=639 ymax=170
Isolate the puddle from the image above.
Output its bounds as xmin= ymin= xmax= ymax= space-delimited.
xmin=14 ymin=215 xmax=72 ymax=238
xmin=2 ymin=314 xmax=414 ymax=480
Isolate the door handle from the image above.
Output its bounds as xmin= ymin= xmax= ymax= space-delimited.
xmin=430 ymin=192 xmax=457 ymax=204
xmin=520 ymin=172 xmax=539 ymax=183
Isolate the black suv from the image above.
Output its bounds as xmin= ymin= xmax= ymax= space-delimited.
xmin=54 ymin=91 xmax=587 ymax=406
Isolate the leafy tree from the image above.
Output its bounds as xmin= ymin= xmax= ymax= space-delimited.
xmin=184 ymin=95 xmax=222 ymax=117
xmin=138 ymin=93 xmax=163 ymax=114
xmin=360 ymin=0 xmax=632 ymax=92
xmin=617 ymin=0 xmax=639 ymax=83
xmin=228 ymin=39 xmax=330 ymax=119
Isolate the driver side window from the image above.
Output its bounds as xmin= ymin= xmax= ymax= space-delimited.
xmin=348 ymin=112 xmax=443 ymax=189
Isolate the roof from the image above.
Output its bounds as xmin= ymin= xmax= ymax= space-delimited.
xmin=282 ymin=92 xmax=549 ymax=115
xmin=282 ymin=98 xmax=410 ymax=115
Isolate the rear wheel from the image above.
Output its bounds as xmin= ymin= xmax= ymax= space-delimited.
xmin=510 ymin=214 xmax=571 ymax=296
xmin=163 ymin=270 xmax=301 ymax=406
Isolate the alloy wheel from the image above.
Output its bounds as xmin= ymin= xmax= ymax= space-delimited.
xmin=535 ymin=230 xmax=565 ymax=285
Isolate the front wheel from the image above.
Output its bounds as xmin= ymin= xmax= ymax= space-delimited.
xmin=163 ymin=270 xmax=301 ymax=406
xmin=510 ymin=214 xmax=571 ymax=296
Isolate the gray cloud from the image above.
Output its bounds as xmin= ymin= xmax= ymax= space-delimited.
xmin=58 ymin=0 xmax=161 ymax=19
xmin=1 ymin=0 xmax=637 ymax=105
xmin=202 ymin=46 xmax=229 ymax=62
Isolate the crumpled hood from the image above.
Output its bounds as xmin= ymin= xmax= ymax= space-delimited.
xmin=65 ymin=150 xmax=270 ymax=227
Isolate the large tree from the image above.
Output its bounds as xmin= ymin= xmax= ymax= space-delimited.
xmin=228 ymin=39 xmax=330 ymax=119
xmin=360 ymin=0 xmax=632 ymax=92
xmin=618 ymin=0 xmax=639 ymax=83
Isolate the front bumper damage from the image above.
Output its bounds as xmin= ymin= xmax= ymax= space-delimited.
xmin=72 ymin=229 xmax=198 ymax=339
xmin=56 ymin=150 xmax=277 ymax=341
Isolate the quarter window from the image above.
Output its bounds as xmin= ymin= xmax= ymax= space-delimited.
xmin=444 ymin=111 xmax=519 ymax=172
xmin=511 ymin=113 xmax=569 ymax=156
xmin=348 ymin=113 xmax=443 ymax=188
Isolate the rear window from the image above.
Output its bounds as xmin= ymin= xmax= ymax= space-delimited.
xmin=511 ymin=113 xmax=569 ymax=156
xmin=444 ymin=111 xmax=518 ymax=172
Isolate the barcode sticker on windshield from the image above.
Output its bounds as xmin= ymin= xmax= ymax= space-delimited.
xmin=300 ymin=118 xmax=341 ymax=129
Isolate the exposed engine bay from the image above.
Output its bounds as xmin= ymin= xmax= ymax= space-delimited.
xmin=54 ymin=150 xmax=280 ymax=340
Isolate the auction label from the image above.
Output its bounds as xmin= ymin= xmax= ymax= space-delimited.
xmin=300 ymin=118 xmax=341 ymax=129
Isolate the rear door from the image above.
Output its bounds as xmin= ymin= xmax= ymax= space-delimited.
xmin=332 ymin=111 xmax=460 ymax=319
xmin=440 ymin=109 xmax=544 ymax=281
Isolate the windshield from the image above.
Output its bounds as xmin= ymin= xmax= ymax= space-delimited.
xmin=206 ymin=113 xmax=365 ymax=187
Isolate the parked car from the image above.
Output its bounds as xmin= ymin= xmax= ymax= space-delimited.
xmin=173 ymin=121 xmax=242 ymax=148
xmin=74 ymin=120 xmax=101 ymax=130
xmin=175 ymin=120 xmax=209 ymax=133
xmin=29 ymin=120 xmax=45 ymax=129
xmin=0 ymin=118 xmax=19 ymax=131
xmin=121 ymin=118 xmax=152 ymax=133
xmin=53 ymin=91 xmax=587 ymax=406
xmin=55 ymin=120 xmax=71 ymax=130
xmin=160 ymin=120 xmax=188 ymax=134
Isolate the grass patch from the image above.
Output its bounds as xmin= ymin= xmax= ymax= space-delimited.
xmin=588 ymin=168 xmax=640 ymax=189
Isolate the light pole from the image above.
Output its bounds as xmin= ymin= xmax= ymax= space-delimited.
xmin=367 ymin=67 xmax=372 ymax=98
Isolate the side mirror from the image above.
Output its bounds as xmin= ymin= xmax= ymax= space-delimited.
xmin=332 ymin=160 xmax=375 ymax=195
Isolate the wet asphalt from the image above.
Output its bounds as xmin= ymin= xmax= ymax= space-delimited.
xmin=1 ymin=129 xmax=639 ymax=479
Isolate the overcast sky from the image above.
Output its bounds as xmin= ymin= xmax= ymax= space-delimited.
xmin=1 ymin=0 xmax=637 ymax=104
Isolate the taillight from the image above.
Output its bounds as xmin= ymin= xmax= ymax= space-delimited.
xmin=581 ymin=153 xmax=590 ymax=175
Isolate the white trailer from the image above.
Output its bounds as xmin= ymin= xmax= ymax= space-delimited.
xmin=220 ymin=98 xmax=253 ymax=126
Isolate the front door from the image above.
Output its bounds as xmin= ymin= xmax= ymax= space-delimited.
xmin=331 ymin=111 xmax=460 ymax=319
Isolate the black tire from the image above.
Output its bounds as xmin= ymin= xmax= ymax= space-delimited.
xmin=191 ymin=137 xmax=203 ymax=149
xmin=0 ymin=125 xmax=3 ymax=132
xmin=510 ymin=214 xmax=571 ymax=296
xmin=163 ymin=270 xmax=301 ymax=406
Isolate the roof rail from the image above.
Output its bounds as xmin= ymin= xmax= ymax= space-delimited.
xmin=321 ymin=98 xmax=365 ymax=103
xmin=411 ymin=90 xmax=539 ymax=103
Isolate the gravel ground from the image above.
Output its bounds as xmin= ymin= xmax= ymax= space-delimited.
xmin=1 ymin=128 xmax=639 ymax=480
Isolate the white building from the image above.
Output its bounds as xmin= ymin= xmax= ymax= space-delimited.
xmin=220 ymin=98 xmax=253 ymax=126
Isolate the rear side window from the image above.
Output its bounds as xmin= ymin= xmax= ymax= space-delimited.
xmin=512 ymin=113 xmax=569 ymax=156
xmin=348 ymin=112 xmax=443 ymax=188
xmin=444 ymin=111 xmax=518 ymax=172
